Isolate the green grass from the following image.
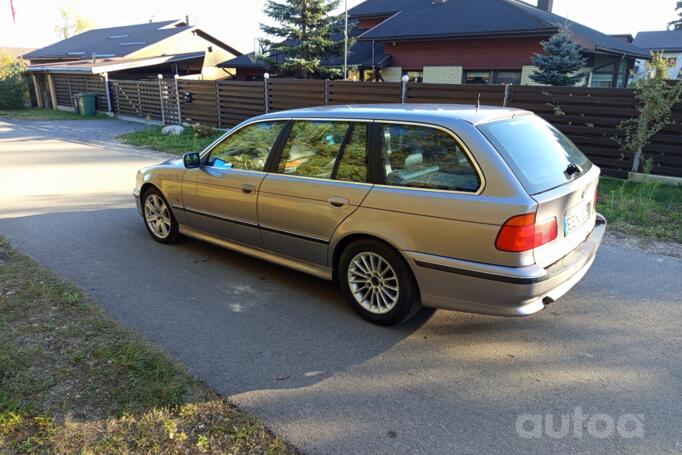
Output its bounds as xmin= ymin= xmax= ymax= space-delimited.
xmin=118 ymin=126 xmax=222 ymax=155
xmin=598 ymin=177 xmax=682 ymax=243
xmin=0 ymin=238 xmax=293 ymax=455
xmin=0 ymin=108 xmax=112 ymax=121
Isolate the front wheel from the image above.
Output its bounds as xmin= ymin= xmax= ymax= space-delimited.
xmin=339 ymin=239 xmax=421 ymax=326
xmin=142 ymin=188 xmax=181 ymax=244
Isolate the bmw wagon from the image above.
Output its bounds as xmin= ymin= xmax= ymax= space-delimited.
xmin=134 ymin=104 xmax=606 ymax=325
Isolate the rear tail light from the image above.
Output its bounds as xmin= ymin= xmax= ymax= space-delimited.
xmin=495 ymin=213 xmax=558 ymax=252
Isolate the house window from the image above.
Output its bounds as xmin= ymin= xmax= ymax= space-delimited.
xmin=465 ymin=71 xmax=521 ymax=85
xmin=493 ymin=71 xmax=522 ymax=85
xmin=403 ymin=71 xmax=423 ymax=83
xmin=590 ymin=73 xmax=613 ymax=88
xmin=465 ymin=71 xmax=490 ymax=84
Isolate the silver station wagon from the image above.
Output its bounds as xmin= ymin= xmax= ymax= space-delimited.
xmin=134 ymin=105 xmax=606 ymax=325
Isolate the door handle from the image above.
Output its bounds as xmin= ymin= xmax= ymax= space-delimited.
xmin=242 ymin=184 xmax=256 ymax=194
xmin=329 ymin=197 xmax=348 ymax=208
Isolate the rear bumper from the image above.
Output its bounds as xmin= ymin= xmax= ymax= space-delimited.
xmin=407 ymin=214 xmax=606 ymax=317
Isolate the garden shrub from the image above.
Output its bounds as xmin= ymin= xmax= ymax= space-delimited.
xmin=0 ymin=53 xmax=28 ymax=109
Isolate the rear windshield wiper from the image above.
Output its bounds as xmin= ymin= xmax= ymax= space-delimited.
xmin=565 ymin=163 xmax=583 ymax=177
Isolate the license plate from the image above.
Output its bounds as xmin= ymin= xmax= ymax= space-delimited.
xmin=564 ymin=201 xmax=590 ymax=236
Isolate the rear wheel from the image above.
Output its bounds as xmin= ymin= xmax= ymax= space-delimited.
xmin=339 ymin=239 xmax=421 ymax=326
xmin=142 ymin=188 xmax=181 ymax=244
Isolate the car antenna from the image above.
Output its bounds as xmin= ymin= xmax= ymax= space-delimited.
xmin=476 ymin=93 xmax=481 ymax=112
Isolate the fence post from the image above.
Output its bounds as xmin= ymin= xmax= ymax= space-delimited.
xmin=401 ymin=75 xmax=409 ymax=104
xmin=503 ymin=83 xmax=511 ymax=107
xmin=174 ymin=75 xmax=182 ymax=125
xmin=263 ymin=72 xmax=270 ymax=114
xmin=215 ymin=80 xmax=222 ymax=129
xmin=157 ymin=74 xmax=166 ymax=125
xmin=324 ymin=79 xmax=329 ymax=106
xmin=103 ymin=72 xmax=113 ymax=115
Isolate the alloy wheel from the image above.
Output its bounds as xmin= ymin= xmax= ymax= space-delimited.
xmin=144 ymin=194 xmax=172 ymax=239
xmin=347 ymin=252 xmax=400 ymax=314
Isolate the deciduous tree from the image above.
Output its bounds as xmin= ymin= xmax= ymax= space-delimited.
xmin=54 ymin=1 xmax=93 ymax=39
xmin=0 ymin=52 xmax=28 ymax=109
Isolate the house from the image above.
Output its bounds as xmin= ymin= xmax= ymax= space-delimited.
xmin=24 ymin=19 xmax=241 ymax=110
xmin=633 ymin=30 xmax=682 ymax=80
xmin=230 ymin=0 xmax=648 ymax=87
xmin=220 ymin=30 xmax=391 ymax=81
xmin=350 ymin=0 xmax=649 ymax=87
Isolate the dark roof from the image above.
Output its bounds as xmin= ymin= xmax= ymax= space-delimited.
xmin=220 ymin=30 xmax=390 ymax=70
xmin=348 ymin=0 xmax=415 ymax=17
xmin=26 ymin=52 xmax=206 ymax=74
xmin=634 ymin=30 xmax=682 ymax=52
xmin=24 ymin=20 xmax=190 ymax=60
xmin=352 ymin=0 xmax=650 ymax=59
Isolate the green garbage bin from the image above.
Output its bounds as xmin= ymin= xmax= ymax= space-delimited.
xmin=73 ymin=93 xmax=97 ymax=116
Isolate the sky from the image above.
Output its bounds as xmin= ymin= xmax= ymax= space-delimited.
xmin=1 ymin=0 xmax=679 ymax=53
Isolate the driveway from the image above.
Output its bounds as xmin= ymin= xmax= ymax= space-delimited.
xmin=1 ymin=118 xmax=680 ymax=455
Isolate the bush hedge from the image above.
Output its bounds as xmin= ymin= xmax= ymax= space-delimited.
xmin=0 ymin=53 xmax=28 ymax=109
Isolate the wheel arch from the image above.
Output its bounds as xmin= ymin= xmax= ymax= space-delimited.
xmin=330 ymin=233 xmax=411 ymax=283
xmin=140 ymin=182 xmax=161 ymax=199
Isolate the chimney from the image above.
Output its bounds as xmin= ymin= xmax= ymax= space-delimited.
xmin=537 ymin=0 xmax=553 ymax=12
xmin=185 ymin=15 xmax=190 ymax=26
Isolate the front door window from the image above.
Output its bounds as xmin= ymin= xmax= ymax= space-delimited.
xmin=206 ymin=121 xmax=286 ymax=171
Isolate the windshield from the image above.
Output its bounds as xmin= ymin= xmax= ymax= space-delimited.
xmin=478 ymin=115 xmax=592 ymax=195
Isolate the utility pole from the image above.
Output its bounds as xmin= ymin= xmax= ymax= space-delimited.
xmin=344 ymin=0 xmax=348 ymax=80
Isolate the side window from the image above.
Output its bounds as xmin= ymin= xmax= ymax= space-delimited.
xmin=277 ymin=121 xmax=349 ymax=179
xmin=335 ymin=124 xmax=368 ymax=183
xmin=207 ymin=121 xmax=285 ymax=171
xmin=379 ymin=123 xmax=481 ymax=192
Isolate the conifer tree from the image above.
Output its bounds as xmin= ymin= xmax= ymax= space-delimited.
xmin=530 ymin=26 xmax=588 ymax=86
xmin=670 ymin=1 xmax=682 ymax=30
xmin=260 ymin=0 xmax=348 ymax=78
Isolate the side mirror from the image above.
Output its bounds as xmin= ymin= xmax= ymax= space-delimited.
xmin=183 ymin=152 xmax=201 ymax=169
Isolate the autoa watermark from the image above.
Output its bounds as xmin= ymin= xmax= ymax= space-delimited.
xmin=515 ymin=408 xmax=644 ymax=439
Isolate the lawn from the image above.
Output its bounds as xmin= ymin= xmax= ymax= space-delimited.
xmin=118 ymin=126 xmax=223 ymax=155
xmin=0 ymin=238 xmax=293 ymax=454
xmin=0 ymin=108 xmax=112 ymax=121
xmin=598 ymin=177 xmax=682 ymax=243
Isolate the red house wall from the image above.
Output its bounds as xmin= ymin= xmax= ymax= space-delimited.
xmin=385 ymin=37 xmax=548 ymax=70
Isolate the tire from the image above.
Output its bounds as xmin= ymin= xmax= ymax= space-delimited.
xmin=141 ymin=187 xmax=181 ymax=244
xmin=339 ymin=239 xmax=422 ymax=326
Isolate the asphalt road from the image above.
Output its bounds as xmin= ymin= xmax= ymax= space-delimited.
xmin=1 ymin=118 xmax=680 ymax=455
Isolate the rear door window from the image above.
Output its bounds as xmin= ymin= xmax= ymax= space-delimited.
xmin=478 ymin=115 xmax=593 ymax=195
xmin=335 ymin=124 xmax=369 ymax=183
xmin=277 ymin=121 xmax=350 ymax=179
xmin=378 ymin=123 xmax=481 ymax=193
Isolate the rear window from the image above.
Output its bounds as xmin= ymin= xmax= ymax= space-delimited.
xmin=478 ymin=115 xmax=592 ymax=195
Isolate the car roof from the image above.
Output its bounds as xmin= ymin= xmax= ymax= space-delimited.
xmin=255 ymin=104 xmax=531 ymax=126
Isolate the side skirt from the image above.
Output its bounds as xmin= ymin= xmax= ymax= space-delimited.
xmin=178 ymin=225 xmax=333 ymax=281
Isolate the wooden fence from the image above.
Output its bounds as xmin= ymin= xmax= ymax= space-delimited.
xmin=45 ymin=74 xmax=679 ymax=179
xmin=52 ymin=74 xmax=108 ymax=111
xmin=110 ymin=80 xmax=164 ymax=121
